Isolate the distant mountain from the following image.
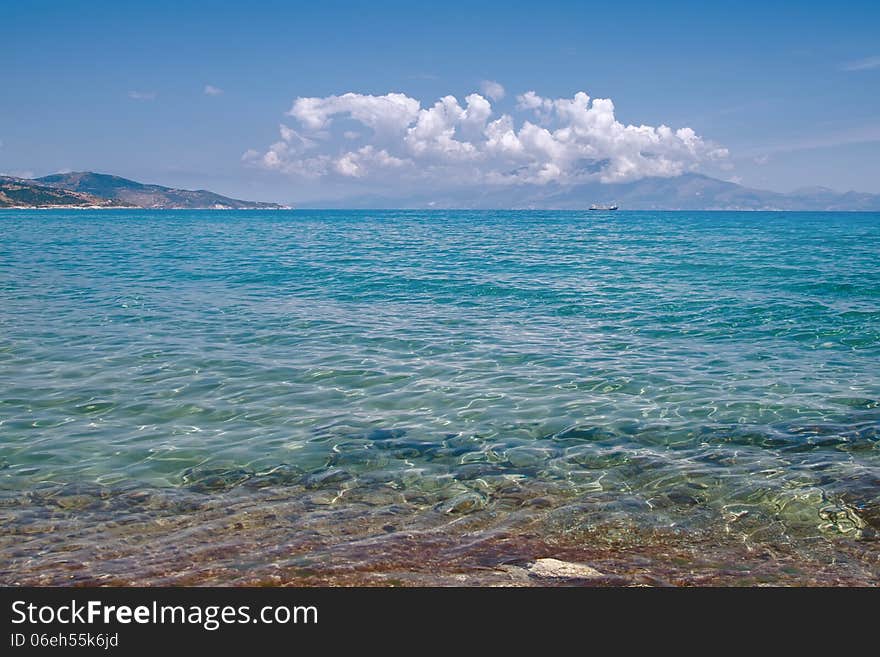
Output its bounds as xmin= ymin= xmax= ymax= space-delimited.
xmin=0 ymin=176 xmax=134 ymax=208
xmin=5 ymin=170 xmax=878 ymax=211
xmin=309 ymin=173 xmax=880 ymax=211
xmin=33 ymin=172 xmax=287 ymax=209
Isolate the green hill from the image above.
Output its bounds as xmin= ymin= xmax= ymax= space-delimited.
xmin=0 ymin=176 xmax=133 ymax=208
xmin=35 ymin=172 xmax=285 ymax=209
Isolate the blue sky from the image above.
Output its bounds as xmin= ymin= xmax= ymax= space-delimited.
xmin=2 ymin=0 xmax=879 ymax=203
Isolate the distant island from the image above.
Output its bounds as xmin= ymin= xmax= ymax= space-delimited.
xmin=0 ymin=172 xmax=288 ymax=209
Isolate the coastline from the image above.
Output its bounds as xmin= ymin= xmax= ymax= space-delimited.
xmin=2 ymin=205 xmax=141 ymax=210
xmin=1 ymin=205 xmax=293 ymax=210
xmin=2 ymin=475 xmax=876 ymax=586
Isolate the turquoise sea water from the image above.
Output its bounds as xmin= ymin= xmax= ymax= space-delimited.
xmin=1 ymin=209 xmax=878 ymax=585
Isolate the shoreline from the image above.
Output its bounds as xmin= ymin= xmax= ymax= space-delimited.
xmin=2 ymin=475 xmax=876 ymax=587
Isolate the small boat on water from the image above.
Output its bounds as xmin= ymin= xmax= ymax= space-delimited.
xmin=589 ymin=204 xmax=618 ymax=211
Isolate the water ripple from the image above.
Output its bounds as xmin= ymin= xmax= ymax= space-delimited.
xmin=0 ymin=209 xmax=878 ymax=583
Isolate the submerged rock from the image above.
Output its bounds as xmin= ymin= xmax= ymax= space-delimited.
xmin=506 ymin=446 xmax=556 ymax=468
xmin=245 ymin=464 xmax=304 ymax=488
xmin=181 ymin=467 xmax=253 ymax=492
xmin=302 ymin=468 xmax=353 ymax=490
xmin=438 ymin=492 xmax=487 ymax=514
xmin=528 ymin=558 xmax=604 ymax=579
xmin=363 ymin=428 xmax=407 ymax=442
xmin=553 ymin=426 xmax=619 ymax=443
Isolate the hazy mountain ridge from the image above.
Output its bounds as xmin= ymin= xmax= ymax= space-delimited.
xmin=309 ymin=173 xmax=880 ymax=210
xmin=3 ymin=171 xmax=878 ymax=210
xmin=14 ymin=172 xmax=286 ymax=209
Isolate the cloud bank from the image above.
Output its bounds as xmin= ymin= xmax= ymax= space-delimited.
xmin=245 ymin=88 xmax=726 ymax=188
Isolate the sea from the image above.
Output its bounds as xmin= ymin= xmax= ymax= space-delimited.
xmin=1 ymin=209 xmax=878 ymax=585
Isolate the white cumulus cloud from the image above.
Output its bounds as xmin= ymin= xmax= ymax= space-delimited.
xmin=245 ymin=88 xmax=726 ymax=187
xmin=204 ymin=84 xmax=224 ymax=96
xmin=287 ymin=92 xmax=421 ymax=135
xmin=480 ymin=80 xmax=506 ymax=101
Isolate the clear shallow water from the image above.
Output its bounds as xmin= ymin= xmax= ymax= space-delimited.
xmin=0 ymin=209 xmax=878 ymax=585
